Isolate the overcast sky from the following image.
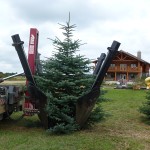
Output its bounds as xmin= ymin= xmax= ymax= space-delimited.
xmin=0 ymin=0 xmax=150 ymax=73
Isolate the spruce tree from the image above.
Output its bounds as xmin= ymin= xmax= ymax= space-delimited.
xmin=36 ymin=15 xmax=108 ymax=134
xmin=139 ymin=91 xmax=150 ymax=118
xmin=36 ymin=16 xmax=95 ymax=134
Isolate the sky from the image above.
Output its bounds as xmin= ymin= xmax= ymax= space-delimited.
xmin=0 ymin=0 xmax=150 ymax=73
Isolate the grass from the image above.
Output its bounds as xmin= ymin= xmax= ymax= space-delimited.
xmin=0 ymin=88 xmax=150 ymax=150
xmin=99 ymin=88 xmax=150 ymax=149
xmin=0 ymin=80 xmax=25 ymax=85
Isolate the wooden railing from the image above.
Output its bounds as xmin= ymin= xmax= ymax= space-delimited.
xmin=108 ymin=66 xmax=140 ymax=72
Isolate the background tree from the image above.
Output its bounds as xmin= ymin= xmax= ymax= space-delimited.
xmin=139 ymin=90 xmax=150 ymax=119
xmin=36 ymin=16 xmax=105 ymax=134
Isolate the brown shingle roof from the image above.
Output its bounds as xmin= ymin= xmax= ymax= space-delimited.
xmin=92 ymin=50 xmax=150 ymax=65
xmin=119 ymin=50 xmax=150 ymax=65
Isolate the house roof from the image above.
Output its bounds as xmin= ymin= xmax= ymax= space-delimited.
xmin=119 ymin=50 xmax=150 ymax=65
xmin=92 ymin=50 xmax=150 ymax=65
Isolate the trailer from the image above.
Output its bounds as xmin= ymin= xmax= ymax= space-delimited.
xmin=0 ymin=28 xmax=41 ymax=122
xmin=0 ymin=73 xmax=24 ymax=120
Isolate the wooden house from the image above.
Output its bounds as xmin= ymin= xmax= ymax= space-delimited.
xmin=93 ymin=50 xmax=150 ymax=82
xmin=106 ymin=50 xmax=150 ymax=82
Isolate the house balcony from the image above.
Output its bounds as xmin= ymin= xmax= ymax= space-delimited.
xmin=108 ymin=66 xmax=141 ymax=72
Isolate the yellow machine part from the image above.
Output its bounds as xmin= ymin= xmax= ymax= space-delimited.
xmin=145 ymin=77 xmax=150 ymax=89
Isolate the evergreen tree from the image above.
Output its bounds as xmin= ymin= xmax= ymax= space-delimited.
xmin=36 ymin=16 xmax=105 ymax=134
xmin=139 ymin=91 xmax=150 ymax=118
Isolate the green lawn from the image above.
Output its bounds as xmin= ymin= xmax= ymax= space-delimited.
xmin=0 ymin=88 xmax=150 ymax=150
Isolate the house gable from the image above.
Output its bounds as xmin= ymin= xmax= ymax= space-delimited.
xmin=114 ymin=51 xmax=137 ymax=62
xmin=115 ymin=50 xmax=150 ymax=64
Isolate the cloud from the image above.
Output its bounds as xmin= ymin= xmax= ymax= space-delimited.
xmin=0 ymin=0 xmax=150 ymax=73
xmin=7 ymin=0 xmax=133 ymax=26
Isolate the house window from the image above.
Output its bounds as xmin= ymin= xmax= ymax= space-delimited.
xmin=110 ymin=64 xmax=115 ymax=67
xmin=120 ymin=74 xmax=126 ymax=81
xmin=120 ymin=64 xmax=127 ymax=70
xmin=130 ymin=73 xmax=135 ymax=79
xmin=129 ymin=73 xmax=138 ymax=81
xmin=109 ymin=64 xmax=115 ymax=70
xmin=110 ymin=73 xmax=115 ymax=78
xmin=131 ymin=64 xmax=137 ymax=68
xmin=106 ymin=73 xmax=115 ymax=80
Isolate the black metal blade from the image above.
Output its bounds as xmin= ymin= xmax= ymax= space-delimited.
xmin=76 ymin=40 xmax=121 ymax=128
xmin=93 ymin=53 xmax=106 ymax=75
xmin=11 ymin=34 xmax=35 ymax=85
xmin=11 ymin=34 xmax=50 ymax=129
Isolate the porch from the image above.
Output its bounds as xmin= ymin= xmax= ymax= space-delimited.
xmin=108 ymin=66 xmax=141 ymax=72
xmin=105 ymin=72 xmax=140 ymax=82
